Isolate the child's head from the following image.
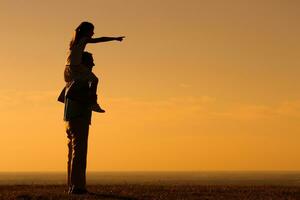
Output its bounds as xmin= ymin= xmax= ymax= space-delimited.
xmin=69 ymin=21 xmax=94 ymax=49
xmin=76 ymin=22 xmax=94 ymax=37
xmin=82 ymin=51 xmax=94 ymax=70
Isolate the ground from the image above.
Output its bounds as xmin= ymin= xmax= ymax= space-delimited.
xmin=1 ymin=184 xmax=300 ymax=200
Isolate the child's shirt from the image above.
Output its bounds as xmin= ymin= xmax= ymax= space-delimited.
xmin=66 ymin=37 xmax=89 ymax=66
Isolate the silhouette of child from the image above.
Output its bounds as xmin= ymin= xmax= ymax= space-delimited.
xmin=64 ymin=21 xmax=124 ymax=112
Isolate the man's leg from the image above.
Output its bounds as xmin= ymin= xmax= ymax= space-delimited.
xmin=68 ymin=118 xmax=90 ymax=191
xmin=66 ymin=124 xmax=73 ymax=189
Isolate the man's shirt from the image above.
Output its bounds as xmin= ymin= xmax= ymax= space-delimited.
xmin=63 ymin=81 xmax=92 ymax=124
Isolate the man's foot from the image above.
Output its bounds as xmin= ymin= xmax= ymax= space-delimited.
xmin=65 ymin=187 xmax=72 ymax=194
xmin=91 ymin=103 xmax=105 ymax=113
xmin=69 ymin=188 xmax=88 ymax=195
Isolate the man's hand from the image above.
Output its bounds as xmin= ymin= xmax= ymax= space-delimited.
xmin=116 ymin=36 xmax=125 ymax=42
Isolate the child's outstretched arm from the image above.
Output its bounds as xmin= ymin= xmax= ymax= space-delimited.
xmin=88 ymin=36 xmax=125 ymax=43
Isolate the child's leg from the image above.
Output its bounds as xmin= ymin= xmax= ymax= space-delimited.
xmin=88 ymin=73 xmax=99 ymax=104
xmin=65 ymin=65 xmax=104 ymax=112
xmin=65 ymin=65 xmax=97 ymax=102
xmin=87 ymin=73 xmax=105 ymax=113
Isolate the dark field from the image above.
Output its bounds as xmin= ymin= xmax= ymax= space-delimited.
xmin=1 ymin=184 xmax=300 ymax=200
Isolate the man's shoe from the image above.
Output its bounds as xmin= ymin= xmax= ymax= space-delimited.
xmin=91 ymin=103 xmax=105 ymax=113
xmin=69 ymin=188 xmax=88 ymax=195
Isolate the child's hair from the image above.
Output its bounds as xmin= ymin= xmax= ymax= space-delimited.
xmin=69 ymin=21 xmax=94 ymax=50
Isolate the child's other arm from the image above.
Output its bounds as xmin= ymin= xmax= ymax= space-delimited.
xmin=88 ymin=36 xmax=125 ymax=43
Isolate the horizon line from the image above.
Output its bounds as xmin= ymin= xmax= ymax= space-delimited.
xmin=1 ymin=170 xmax=300 ymax=173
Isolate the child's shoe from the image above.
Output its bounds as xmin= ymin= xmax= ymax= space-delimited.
xmin=91 ymin=103 xmax=105 ymax=113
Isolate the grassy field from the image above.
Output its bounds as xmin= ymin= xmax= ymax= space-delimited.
xmin=1 ymin=184 xmax=300 ymax=200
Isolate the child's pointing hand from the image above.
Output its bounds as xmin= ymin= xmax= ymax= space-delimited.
xmin=116 ymin=36 xmax=125 ymax=42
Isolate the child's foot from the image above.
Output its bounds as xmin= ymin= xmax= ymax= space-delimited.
xmin=91 ymin=103 xmax=105 ymax=113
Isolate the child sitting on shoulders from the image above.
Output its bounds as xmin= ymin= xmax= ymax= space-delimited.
xmin=64 ymin=21 xmax=124 ymax=112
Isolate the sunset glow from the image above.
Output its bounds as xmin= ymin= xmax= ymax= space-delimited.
xmin=0 ymin=0 xmax=299 ymax=171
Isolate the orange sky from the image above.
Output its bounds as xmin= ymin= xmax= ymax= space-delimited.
xmin=0 ymin=0 xmax=299 ymax=171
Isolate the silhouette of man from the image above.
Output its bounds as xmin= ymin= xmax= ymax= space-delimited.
xmin=60 ymin=51 xmax=97 ymax=194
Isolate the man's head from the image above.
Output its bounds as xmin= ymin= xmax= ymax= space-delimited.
xmin=82 ymin=51 xmax=95 ymax=70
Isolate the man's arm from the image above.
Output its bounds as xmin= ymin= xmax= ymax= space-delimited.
xmin=88 ymin=36 xmax=125 ymax=43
